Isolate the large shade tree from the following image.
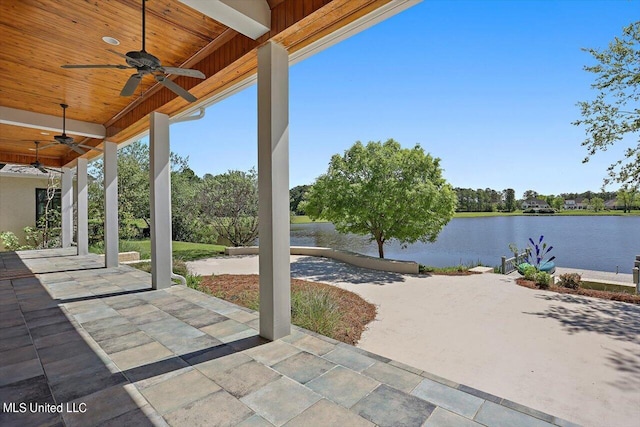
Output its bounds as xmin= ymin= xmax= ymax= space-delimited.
xmin=305 ymin=140 xmax=457 ymax=258
xmin=200 ymin=169 xmax=259 ymax=247
xmin=574 ymin=21 xmax=640 ymax=190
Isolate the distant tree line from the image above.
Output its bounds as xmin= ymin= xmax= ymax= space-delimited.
xmin=453 ymin=188 xmax=516 ymax=212
xmin=446 ymin=187 xmax=639 ymax=213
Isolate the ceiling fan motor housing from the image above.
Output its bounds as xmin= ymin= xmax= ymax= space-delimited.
xmin=126 ymin=51 xmax=161 ymax=70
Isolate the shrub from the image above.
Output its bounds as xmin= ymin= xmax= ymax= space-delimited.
xmin=535 ymin=272 xmax=551 ymax=289
xmin=0 ymin=231 xmax=23 ymax=251
xmin=558 ymin=273 xmax=581 ymax=289
xmin=291 ymin=286 xmax=342 ymax=338
xmin=523 ymin=265 xmax=538 ymax=281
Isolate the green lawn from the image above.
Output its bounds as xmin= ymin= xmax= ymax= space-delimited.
xmin=554 ymin=210 xmax=640 ymax=216
xmin=291 ymin=215 xmax=330 ymax=224
xmin=453 ymin=211 xmax=523 ymax=218
xmin=91 ymin=240 xmax=225 ymax=261
xmin=453 ymin=210 xmax=640 ymax=218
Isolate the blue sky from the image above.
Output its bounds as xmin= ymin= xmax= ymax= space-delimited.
xmin=167 ymin=0 xmax=637 ymax=199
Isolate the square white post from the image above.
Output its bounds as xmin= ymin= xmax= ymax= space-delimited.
xmin=257 ymin=41 xmax=290 ymax=340
xmin=104 ymin=141 xmax=119 ymax=268
xmin=76 ymin=158 xmax=89 ymax=255
xmin=149 ymin=112 xmax=173 ymax=289
xmin=61 ymin=167 xmax=73 ymax=248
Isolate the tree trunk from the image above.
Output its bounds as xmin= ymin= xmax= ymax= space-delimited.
xmin=376 ymin=238 xmax=384 ymax=258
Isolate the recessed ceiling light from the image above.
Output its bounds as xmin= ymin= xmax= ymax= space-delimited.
xmin=40 ymin=131 xmax=50 ymax=135
xmin=102 ymin=36 xmax=120 ymax=46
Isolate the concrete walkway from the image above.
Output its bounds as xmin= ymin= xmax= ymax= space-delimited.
xmin=189 ymin=255 xmax=640 ymax=427
xmin=1 ymin=249 xmax=581 ymax=427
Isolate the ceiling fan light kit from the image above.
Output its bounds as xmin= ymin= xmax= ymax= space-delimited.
xmin=61 ymin=0 xmax=205 ymax=102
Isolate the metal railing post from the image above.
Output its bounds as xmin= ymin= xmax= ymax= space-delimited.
xmin=501 ymin=257 xmax=506 ymax=274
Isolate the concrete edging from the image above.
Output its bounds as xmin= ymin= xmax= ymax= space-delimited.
xmin=225 ymin=245 xmax=419 ymax=274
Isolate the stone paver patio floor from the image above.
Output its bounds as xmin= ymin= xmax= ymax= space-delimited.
xmin=1 ymin=249 xmax=579 ymax=426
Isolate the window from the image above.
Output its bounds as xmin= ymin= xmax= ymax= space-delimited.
xmin=35 ymin=188 xmax=61 ymax=227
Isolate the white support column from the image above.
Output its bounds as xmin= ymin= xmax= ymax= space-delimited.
xmin=61 ymin=168 xmax=73 ymax=248
xmin=149 ymin=112 xmax=173 ymax=289
xmin=257 ymin=41 xmax=290 ymax=341
xmin=104 ymin=141 xmax=119 ymax=268
xmin=76 ymin=158 xmax=89 ymax=256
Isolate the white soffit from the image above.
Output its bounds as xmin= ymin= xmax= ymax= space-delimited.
xmin=0 ymin=106 xmax=106 ymax=139
xmin=179 ymin=0 xmax=270 ymax=39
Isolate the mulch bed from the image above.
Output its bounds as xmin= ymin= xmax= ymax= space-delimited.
xmin=515 ymin=278 xmax=640 ymax=304
xmin=200 ymin=274 xmax=377 ymax=345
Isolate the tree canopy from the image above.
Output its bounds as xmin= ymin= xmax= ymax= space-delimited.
xmin=200 ymin=169 xmax=259 ymax=247
xmin=574 ymin=21 xmax=640 ymax=190
xmin=305 ymin=140 xmax=457 ymax=258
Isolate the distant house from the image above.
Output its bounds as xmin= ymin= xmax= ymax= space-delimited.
xmin=522 ymin=198 xmax=550 ymax=209
xmin=563 ymin=199 xmax=577 ymax=210
xmin=574 ymin=197 xmax=590 ymax=210
xmin=605 ymin=199 xmax=619 ymax=210
xmin=0 ymin=164 xmax=61 ymax=250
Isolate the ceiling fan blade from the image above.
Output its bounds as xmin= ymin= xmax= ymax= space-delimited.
xmin=38 ymin=143 xmax=59 ymax=150
xmin=62 ymin=64 xmax=132 ymax=69
xmin=155 ymin=75 xmax=196 ymax=103
xmin=69 ymin=145 xmax=86 ymax=154
xmin=161 ymin=67 xmax=205 ymax=79
xmin=37 ymin=166 xmax=49 ymax=174
xmin=77 ymin=144 xmax=103 ymax=152
xmin=108 ymin=49 xmax=145 ymax=67
xmin=121 ymin=74 xmax=142 ymax=96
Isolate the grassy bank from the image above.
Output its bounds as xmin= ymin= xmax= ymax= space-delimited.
xmin=454 ymin=210 xmax=640 ymax=218
xmin=293 ymin=211 xmax=640 ymax=222
xmin=90 ymin=240 xmax=225 ymax=261
xmin=291 ymin=215 xmax=330 ymax=224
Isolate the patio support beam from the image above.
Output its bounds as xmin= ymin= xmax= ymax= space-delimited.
xmin=257 ymin=41 xmax=290 ymax=341
xmin=104 ymin=141 xmax=119 ymax=268
xmin=0 ymin=106 xmax=105 ymax=139
xmin=177 ymin=0 xmax=270 ymax=40
xmin=61 ymin=168 xmax=73 ymax=248
xmin=149 ymin=112 xmax=173 ymax=289
xmin=76 ymin=158 xmax=88 ymax=255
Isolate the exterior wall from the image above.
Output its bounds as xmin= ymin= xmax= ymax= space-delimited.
xmin=0 ymin=174 xmax=51 ymax=250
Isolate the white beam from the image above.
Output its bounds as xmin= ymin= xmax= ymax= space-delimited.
xmin=149 ymin=112 xmax=173 ymax=289
xmin=76 ymin=158 xmax=89 ymax=256
xmin=0 ymin=106 xmax=105 ymax=139
xmin=104 ymin=141 xmax=119 ymax=268
xmin=61 ymin=168 xmax=73 ymax=248
xmin=179 ymin=0 xmax=270 ymax=39
xmin=257 ymin=41 xmax=290 ymax=341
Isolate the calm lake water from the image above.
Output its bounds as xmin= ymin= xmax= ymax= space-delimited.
xmin=290 ymin=216 xmax=640 ymax=273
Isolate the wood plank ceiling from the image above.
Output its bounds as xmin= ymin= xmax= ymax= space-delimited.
xmin=0 ymin=0 xmax=393 ymax=169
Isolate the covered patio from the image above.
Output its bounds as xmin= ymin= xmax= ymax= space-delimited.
xmin=1 ymin=0 xmax=430 ymax=341
xmin=0 ymin=1 xmax=583 ymax=426
xmin=0 ymin=249 xmax=578 ymax=426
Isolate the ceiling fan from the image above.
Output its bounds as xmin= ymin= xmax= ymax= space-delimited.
xmin=28 ymin=141 xmax=61 ymax=174
xmin=61 ymin=0 xmax=205 ymax=102
xmin=38 ymin=104 xmax=102 ymax=154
